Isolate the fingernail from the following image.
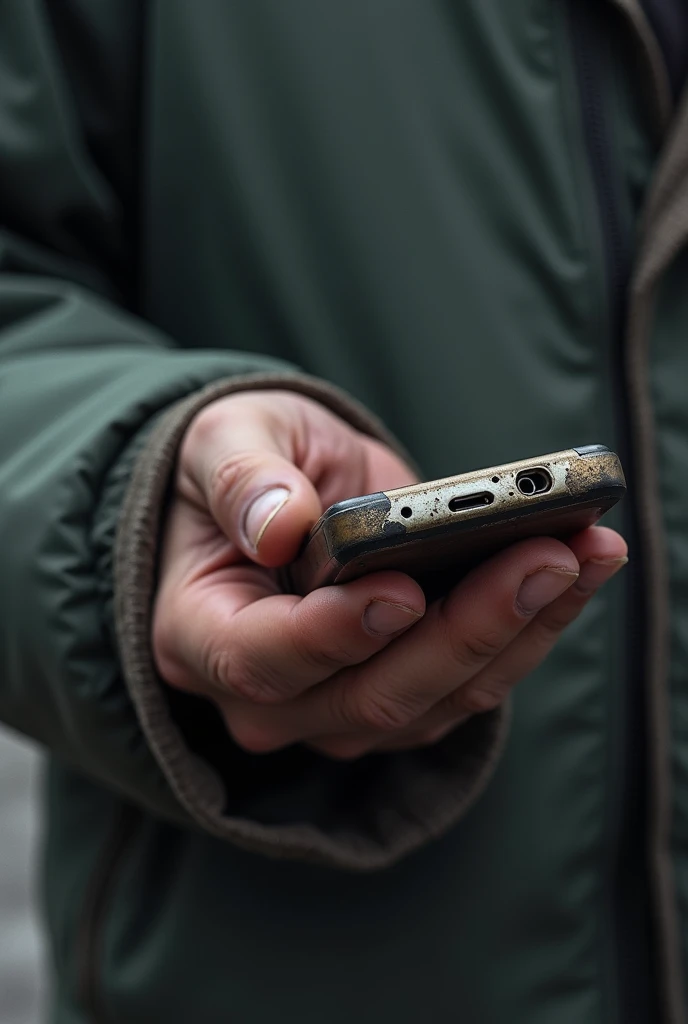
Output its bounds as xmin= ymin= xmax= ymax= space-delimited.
xmin=575 ymin=556 xmax=628 ymax=596
xmin=516 ymin=568 xmax=579 ymax=615
xmin=363 ymin=601 xmax=423 ymax=636
xmin=243 ymin=488 xmax=290 ymax=550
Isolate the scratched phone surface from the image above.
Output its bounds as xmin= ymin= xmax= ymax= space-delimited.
xmin=332 ymin=499 xmax=614 ymax=601
xmin=288 ymin=447 xmax=625 ymax=597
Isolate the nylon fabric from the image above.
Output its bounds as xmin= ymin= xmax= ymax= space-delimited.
xmin=0 ymin=1 xmax=687 ymax=1021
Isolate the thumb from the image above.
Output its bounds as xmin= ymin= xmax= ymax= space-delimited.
xmin=178 ymin=394 xmax=328 ymax=567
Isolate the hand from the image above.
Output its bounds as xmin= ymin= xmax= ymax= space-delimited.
xmin=153 ymin=391 xmax=628 ymax=759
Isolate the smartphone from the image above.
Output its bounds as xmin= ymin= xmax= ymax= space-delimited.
xmin=288 ymin=444 xmax=626 ymax=597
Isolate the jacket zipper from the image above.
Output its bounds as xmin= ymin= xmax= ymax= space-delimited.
xmin=75 ymin=804 xmax=141 ymax=1024
xmin=566 ymin=3 xmax=654 ymax=1022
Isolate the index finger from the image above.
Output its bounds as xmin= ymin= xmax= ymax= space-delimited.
xmin=239 ymin=536 xmax=580 ymax=744
xmin=157 ymin=567 xmax=426 ymax=709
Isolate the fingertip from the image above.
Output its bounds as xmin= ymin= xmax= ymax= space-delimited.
xmin=241 ymin=480 xmax=322 ymax=568
xmin=244 ymin=487 xmax=291 ymax=548
xmin=483 ymin=535 xmax=582 ymax=580
xmin=567 ymin=526 xmax=629 ymax=596
xmin=293 ymin=570 xmax=425 ymax=649
xmin=441 ymin=535 xmax=580 ymax=620
xmin=566 ymin=524 xmax=628 ymax=565
xmin=342 ymin=570 xmax=427 ymax=618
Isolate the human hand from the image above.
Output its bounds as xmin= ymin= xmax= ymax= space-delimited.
xmin=153 ymin=391 xmax=627 ymax=759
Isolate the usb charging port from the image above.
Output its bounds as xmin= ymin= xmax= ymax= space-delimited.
xmin=448 ymin=491 xmax=494 ymax=513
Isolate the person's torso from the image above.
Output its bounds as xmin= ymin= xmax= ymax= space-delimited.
xmin=44 ymin=3 xmax=688 ymax=1022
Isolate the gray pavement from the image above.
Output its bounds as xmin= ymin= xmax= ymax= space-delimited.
xmin=0 ymin=727 xmax=49 ymax=1024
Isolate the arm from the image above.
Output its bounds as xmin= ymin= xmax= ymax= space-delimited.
xmin=0 ymin=1 xmax=298 ymax=818
xmin=0 ymin=2 xmax=626 ymax=872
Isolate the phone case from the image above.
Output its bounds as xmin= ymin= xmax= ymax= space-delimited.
xmin=287 ymin=445 xmax=626 ymax=597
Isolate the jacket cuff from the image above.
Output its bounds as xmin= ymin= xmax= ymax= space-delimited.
xmin=114 ymin=372 xmax=509 ymax=870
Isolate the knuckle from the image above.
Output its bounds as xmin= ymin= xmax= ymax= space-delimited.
xmin=445 ymin=625 xmax=505 ymax=672
xmin=356 ymin=689 xmax=421 ymax=732
xmin=325 ymin=684 xmax=361 ymax=730
xmin=203 ymin=642 xmax=234 ymax=691
xmin=208 ymin=453 xmax=260 ymax=510
xmin=186 ymin=400 xmax=226 ymax=443
xmin=290 ymin=630 xmax=353 ymax=675
xmin=203 ymin=641 xmax=284 ymax=704
xmin=179 ymin=404 xmax=220 ymax=466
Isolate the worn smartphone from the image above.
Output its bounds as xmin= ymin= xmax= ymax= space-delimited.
xmin=288 ymin=444 xmax=626 ymax=597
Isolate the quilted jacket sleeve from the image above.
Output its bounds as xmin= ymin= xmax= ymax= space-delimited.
xmin=0 ymin=0 xmax=507 ymax=871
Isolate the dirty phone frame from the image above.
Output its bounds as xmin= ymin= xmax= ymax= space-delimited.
xmin=287 ymin=445 xmax=626 ymax=598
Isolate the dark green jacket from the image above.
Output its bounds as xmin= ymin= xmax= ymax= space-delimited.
xmin=1 ymin=2 xmax=687 ymax=1022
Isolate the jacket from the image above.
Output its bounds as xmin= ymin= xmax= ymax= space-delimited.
xmin=1 ymin=2 xmax=688 ymax=1021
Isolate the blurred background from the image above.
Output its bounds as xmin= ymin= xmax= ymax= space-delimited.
xmin=0 ymin=726 xmax=49 ymax=1024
